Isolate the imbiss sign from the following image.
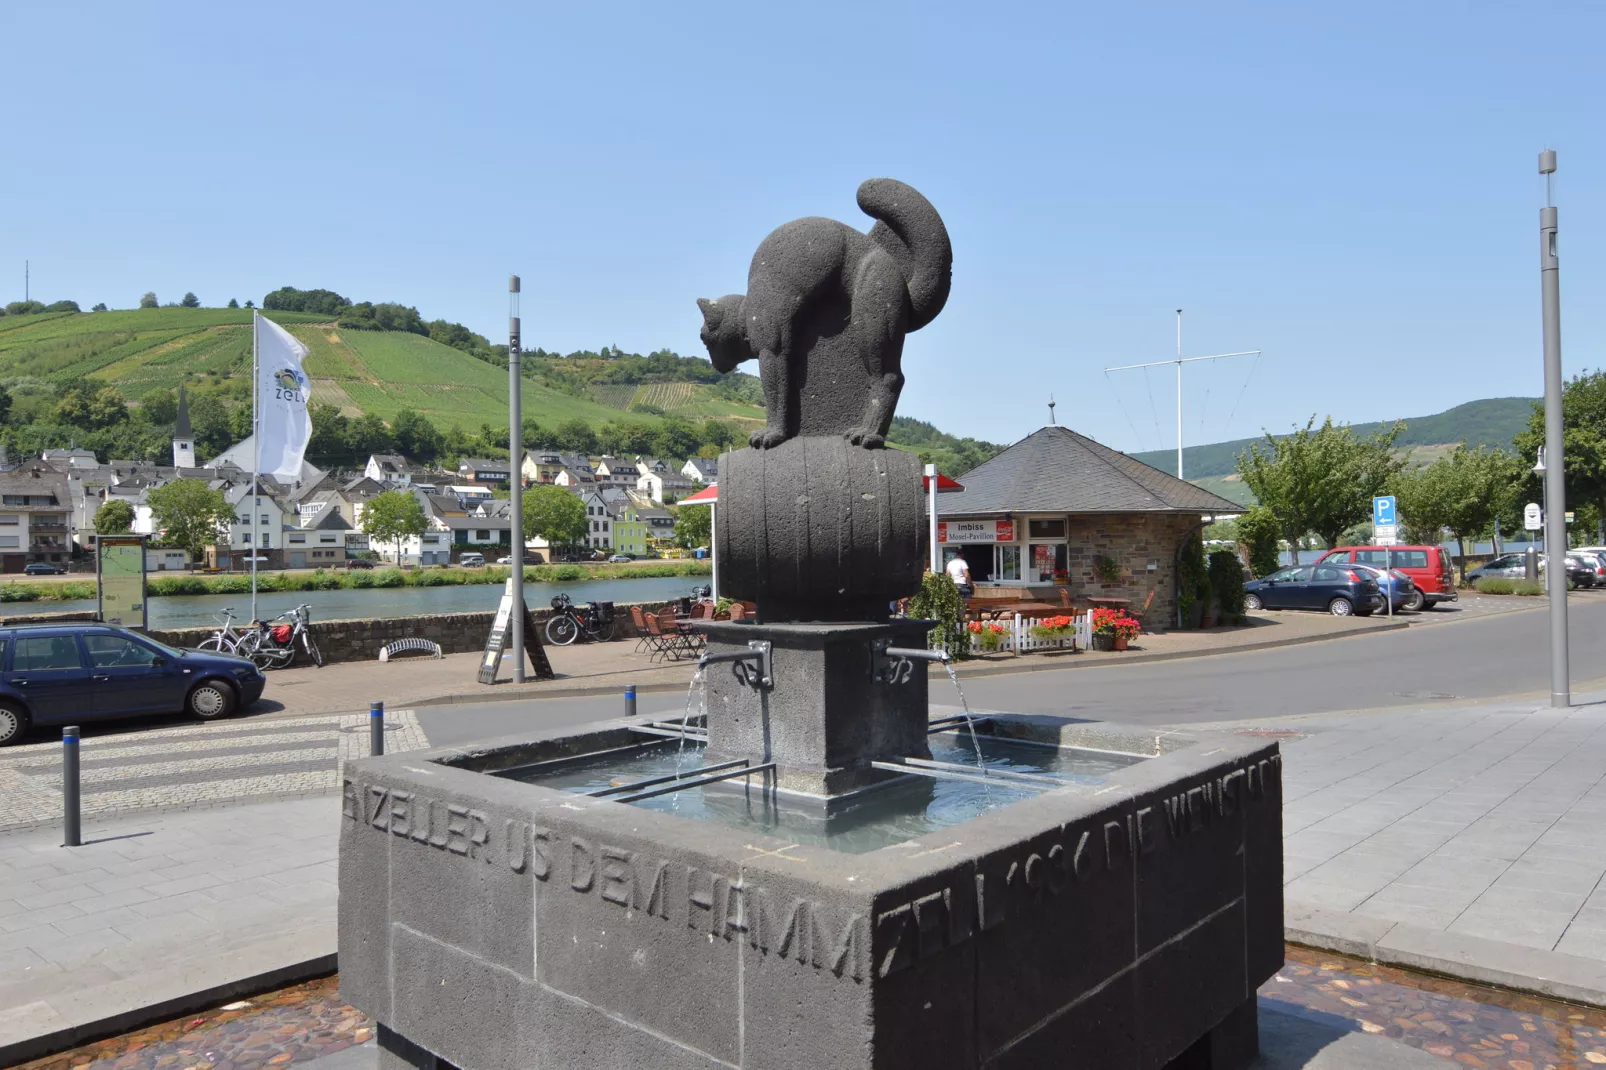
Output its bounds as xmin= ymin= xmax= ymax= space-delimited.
xmin=937 ymin=520 xmax=1015 ymax=544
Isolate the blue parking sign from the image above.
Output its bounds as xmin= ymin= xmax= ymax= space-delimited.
xmin=1373 ymin=496 xmax=1397 ymax=526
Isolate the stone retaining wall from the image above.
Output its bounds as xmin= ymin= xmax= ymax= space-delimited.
xmin=151 ymin=601 xmax=658 ymax=666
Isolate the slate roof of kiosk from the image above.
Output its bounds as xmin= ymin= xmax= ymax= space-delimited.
xmin=941 ymin=424 xmax=1245 ymax=517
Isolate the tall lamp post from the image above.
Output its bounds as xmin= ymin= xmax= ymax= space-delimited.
xmin=1538 ymin=150 xmax=1568 ymax=708
xmin=508 ymin=275 xmax=524 ymax=683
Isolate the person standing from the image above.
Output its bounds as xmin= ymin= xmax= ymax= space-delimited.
xmin=945 ymin=549 xmax=973 ymax=600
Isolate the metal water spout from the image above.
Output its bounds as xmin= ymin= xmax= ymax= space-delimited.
xmin=697 ymin=640 xmax=773 ymax=689
xmin=871 ymin=640 xmax=949 ymax=685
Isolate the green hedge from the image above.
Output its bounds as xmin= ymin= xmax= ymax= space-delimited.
xmin=0 ymin=560 xmax=712 ymax=601
xmin=1473 ymin=577 xmax=1545 ymax=596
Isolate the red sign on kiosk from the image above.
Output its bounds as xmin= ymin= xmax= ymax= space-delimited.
xmin=937 ymin=519 xmax=1015 ymax=544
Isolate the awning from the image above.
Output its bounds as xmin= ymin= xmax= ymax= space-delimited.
xmin=923 ymin=473 xmax=964 ymax=492
xmin=681 ymin=484 xmax=718 ymax=505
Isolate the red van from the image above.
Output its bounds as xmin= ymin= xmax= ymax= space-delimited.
xmin=1313 ymin=546 xmax=1458 ymax=610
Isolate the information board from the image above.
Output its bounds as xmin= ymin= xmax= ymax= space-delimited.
xmin=477 ymin=579 xmax=554 ymax=684
xmin=96 ymin=535 xmax=149 ymax=630
xmin=936 ymin=519 xmax=1016 ymax=544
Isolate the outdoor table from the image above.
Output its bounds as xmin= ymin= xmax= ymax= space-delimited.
xmin=1086 ymin=597 xmax=1132 ymax=611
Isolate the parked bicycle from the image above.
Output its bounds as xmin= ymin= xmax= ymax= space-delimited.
xmin=544 ymin=594 xmax=616 ymax=645
xmin=197 ymin=607 xmax=259 ymax=658
xmin=248 ymin=604 xmax=325 ymax=669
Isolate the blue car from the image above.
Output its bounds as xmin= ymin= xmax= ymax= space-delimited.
xmin=0 ymin=623 xmax=266 ymax=746
xmin=1243 ymin=564 xmax=1386 ymax=616
xmin=1347 ymin=563 xmax=1418 ymax=611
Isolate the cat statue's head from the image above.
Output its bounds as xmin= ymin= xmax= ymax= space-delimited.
xmin=697 ymin=295 xmax=752 ymax=373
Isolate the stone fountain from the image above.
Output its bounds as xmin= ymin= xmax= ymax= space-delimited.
xmin=339 ymin=179 xmax=1283 ymax=1069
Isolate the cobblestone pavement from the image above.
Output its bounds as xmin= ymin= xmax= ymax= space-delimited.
xmin=0 ymin=710 xmax=429 ymax=832
xmin=18 ymin=949 xmax=1606 ymax=1069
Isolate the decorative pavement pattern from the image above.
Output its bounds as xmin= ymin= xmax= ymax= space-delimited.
xmin=0 ymin=711 xmax=429 ymax=832
xmin=16 ymin=949 xmax=1606 ymax=1069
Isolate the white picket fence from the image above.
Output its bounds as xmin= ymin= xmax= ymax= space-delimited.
xmin=966 ymin=611 xmax=1093 ymax=655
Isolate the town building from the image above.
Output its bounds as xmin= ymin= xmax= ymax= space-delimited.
xmin=285 ymin=504 xmax=351 ymax=568
xmin=364 ymin=454 xmax=418 ymax=486
xmin=214 ymin=480 xmax=290 ymax=570
xmin=0 ymin=465 xmax=73 ymax=571
xmin=593 ymin=457 xmax=641 ymax=488
xmin=521 ymin=451 xmax=567 ymax=486
xmin=456 ymin=457 xmax=511 ymax=488
xmin=636 ymin=468 xmax=695 ymax=504
xmin=681 ymin=457 xmax=718 ymax=484
xmin=579 ymin=490 xmax=613 ymax=550
xmin=936 ymin=425 xmax=1244 ymax=626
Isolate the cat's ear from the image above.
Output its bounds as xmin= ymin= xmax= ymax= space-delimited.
xmin=696 ymin=297 xmax=713 ymax=316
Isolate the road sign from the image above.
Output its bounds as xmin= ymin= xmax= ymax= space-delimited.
xmin=1524 ymin=502 xmax=1543 ymax=531
xmin=1374 ymin=527 xmax=1398 ymax=546
xmin=1373 ymin=496 xmax=1397 ymax=527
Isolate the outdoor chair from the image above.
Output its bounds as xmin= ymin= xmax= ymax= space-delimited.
xmin=657 ymin=607 xmax=703 ymax=660
xmin=727 ymin=603 xmax=746 ymax=622
xmin=640 ymin=611 xmax=680 ymax=662
xmin=629 ymin=605 xmax=653 ymax=654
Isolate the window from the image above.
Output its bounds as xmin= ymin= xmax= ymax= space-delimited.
xmin=289 ymin=534 xmax=307 ymax=544
xmin=1030 ymin=543 xmax=1067 ymax=583
xmin=238 ymin=514 xmax=250 ymax=525
xmin=1313 ymin=566 xmax=1343 ymax=583
xmin=242 ymin=533 xmax=251 ymax=543
xmin=0 ymin=515 xmax=17 ymax=525
xmin=1027 ymin=518 xmax=1066 ymax=539
xmin=995 ymin=544 xmax=1022 ymax=582
xmin=261 ymin=514 xmax=270 ymax=525
xmin=320 ymin=535 xmax=337 ymax=544
xmin=13 ymin=636 xmax=83 ymax=671
xmin=0 ymin=536 xmax=15 ymax=548
xmin=262 ymin=534 xmax=271 ymax=548
xmin=476 ymin=530 xmax=491 ymax=541
xmin=83 ymin=635 xmax=160 ymax=668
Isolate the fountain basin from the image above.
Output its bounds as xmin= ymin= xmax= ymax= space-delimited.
xmin=339 ymin=712 xmax=1282 ymax=1069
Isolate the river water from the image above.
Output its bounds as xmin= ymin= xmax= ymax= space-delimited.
xmin=1 ymin=575 xmax=703 ymax=629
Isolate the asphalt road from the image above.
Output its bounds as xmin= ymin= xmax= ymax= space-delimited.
xmin=416 ymin=598 xmax=1606 ymax=742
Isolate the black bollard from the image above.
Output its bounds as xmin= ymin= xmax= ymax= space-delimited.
xmin=624 ymin=685 xmax=637 ymax=719
xmin=370 ymin=701 xmax=385 ymax=757
xmin=63 ymin=726 xmax=81 ymax=848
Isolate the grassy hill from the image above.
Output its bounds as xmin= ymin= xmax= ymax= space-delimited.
xmin=0 ymin=307 xmax=766 ymax=432
xmin=1130 ymin=397 xmax=1537 ymax=480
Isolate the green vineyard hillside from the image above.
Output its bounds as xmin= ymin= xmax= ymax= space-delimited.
xmin=0 ymin=308 xmax=766 ymax=432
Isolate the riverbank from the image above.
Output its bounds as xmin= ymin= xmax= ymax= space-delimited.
xmin=0 ymin=559 xmax=711 ymax=603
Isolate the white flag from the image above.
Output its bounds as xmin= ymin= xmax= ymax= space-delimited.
xmin=255 ymin=312 xmax=312 ymax=479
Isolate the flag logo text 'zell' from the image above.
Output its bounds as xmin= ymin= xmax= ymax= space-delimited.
xmin=274 ymin=367 xmax=307 ymax=403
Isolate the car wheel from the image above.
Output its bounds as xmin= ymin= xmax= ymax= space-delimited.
xmin=1421 ymin=599 xmax=1440 ymax=610
xmin=187 ymin=680 xmax=237 ymax=720
xmin=1404 ymin=590 xmax=1426 ymax=611
xmin=1328 ymin=597 xmax=1354 ymax=617
xmin=0 ymin=702 xmax=30 ymax=747
xmin=1244 ymin=593 xmax=1263 ymax=612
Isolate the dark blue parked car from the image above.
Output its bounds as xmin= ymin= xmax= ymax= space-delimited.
xmin=0 ymin=623 xmax=266 ymax=746
xmin=1242 ymin=564 xmax=1386 ymax=617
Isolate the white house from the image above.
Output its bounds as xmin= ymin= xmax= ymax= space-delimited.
xmin=636 ymin=470 xmax=695 ymax=504
xmin=681 ymin=457 xmax=718 ymax=484
xmin=217 ymin=481 xmax=290 ymax=570
xmin=580 ymin=489 xmax=613 ymax=550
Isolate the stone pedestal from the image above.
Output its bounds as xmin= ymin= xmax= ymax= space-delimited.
xmin=697 ymin=619 xmax=934 ymax=798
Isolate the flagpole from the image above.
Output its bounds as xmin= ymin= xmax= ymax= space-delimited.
xmin=251 ymin=311 xmax=260 ymax=622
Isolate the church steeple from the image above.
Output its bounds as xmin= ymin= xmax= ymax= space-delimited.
xmin=172 ymin=385 xmax=195 ymax=468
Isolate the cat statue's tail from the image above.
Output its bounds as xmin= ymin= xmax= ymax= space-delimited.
xmin=857 ymin=178 xmax=953 ymax=333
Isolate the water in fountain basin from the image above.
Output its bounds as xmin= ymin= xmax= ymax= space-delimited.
xmin=510 ymin=732 xmax=1140 ymax=854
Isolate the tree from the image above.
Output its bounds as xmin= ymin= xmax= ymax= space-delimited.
xmin=0 ymin=384 xmax=10 ymax=426
xmin=180 ymin=292 xmax=200 ymax=308
xmin=701 ymin=420 xmax=739 ymax=450
xmin=391 ymin=409 xmax=442 ymax=461
xmin=362 ymin=490 xmax=427 ymax=562
xmin=139 ymin=292 xmax=158 ymax=309
xmin=1237 ymin=417 xmax=1405 ymax=558
xmin=653 ymin=416 xmax=700 ymax=460
xmin=263 ymin=286 xmax=351 ymax=315
xmin=227 ymin=298 xmax=239 ymax=309
xmin=307 ymin=403 xmax=350 ymax=461
xmin=554 ymin=418 xmax=598 ymax=455
xmin=141 ymin=388 xmax=179 ymax=426
xmin=244 ymin=299 xmax=255 ymax=309
xmin=93 ymin=499 xmax=135 ymax=535
xmin=1514 ymin=371 xmax=1606 ymax=541
xmin=43 ymin=300 xmax=79 ymax=313
xmin=674 ymin=503 xmax=711 ymax=550
xmin=147 ymin=479 xmax=231 ymax=561
xmin=523 ymin=485 xmax=588 ymax=554
xmin=1395 ymin=446 xmax=1520 ymax=564
xmin=1235 ymin=506 xmax=1282 ymax=578
xmin=349 ymin=412 xmax=395 ymax=456
xmin=187 ymin=393 xmax=233 ymax=457
xmin=91 ymin=303 xmax=107 ymax=312
xmin=55 ymin=384 xmax=128 ymax=430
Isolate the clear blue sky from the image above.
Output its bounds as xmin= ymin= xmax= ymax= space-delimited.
xmin=4 ymin=2 xmax=1603 ymax=452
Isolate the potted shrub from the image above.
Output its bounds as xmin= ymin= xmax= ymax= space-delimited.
xmin=967 ymin=620 xmax=1009 ymax=654
xmin=1092 ymin=607 xmax=1142 ymax=651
